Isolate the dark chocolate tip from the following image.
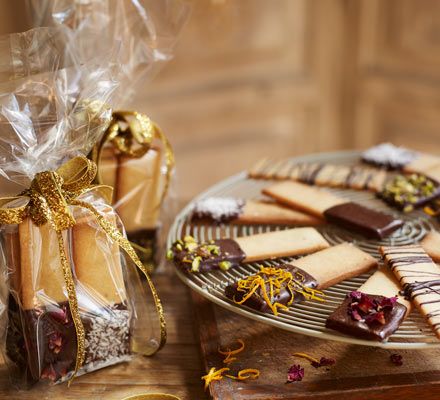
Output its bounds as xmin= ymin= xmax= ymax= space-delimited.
xmin=324 ymin=202 xmax=404 ymax=239
xmin=225 ymin=264 xmax=318 ymax=313
xmin=171 ymin=238 xmax=246 ymax=273
xmin=326 ymin=293 xmax=407 ymax=341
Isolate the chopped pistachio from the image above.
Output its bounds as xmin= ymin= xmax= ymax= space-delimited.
xmin=219 ymin=261 xmax=232 ymax=271
xmin=184 ymin=235 xmax=196 ymax=243
xmin=166 ymin=249 xmax=174 ymax=260
xmin=175 ymin=243 xmax=183 ymax=251
xmin=185 ymin=241 xmax=198 ymax=252
xmin=191 ymin=256 xmax=202 ymax=272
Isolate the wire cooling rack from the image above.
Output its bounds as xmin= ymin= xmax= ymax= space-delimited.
xmin=167 ymin=151 xmax=440 ymax=349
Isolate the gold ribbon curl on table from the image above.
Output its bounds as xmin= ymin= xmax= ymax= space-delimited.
xmin=91 ymin=110 xmax=175 ymax=207
xmin=0 ymin=156 xmax=166 ymax=384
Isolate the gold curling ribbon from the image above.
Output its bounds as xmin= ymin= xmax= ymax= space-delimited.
xmin=91 ymin=110 xmax=174 ymax=207
xmin=0 ymin=156 xmax=166 ymax=384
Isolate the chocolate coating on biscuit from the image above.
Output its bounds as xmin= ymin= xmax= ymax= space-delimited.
xmin=326 ymin=293 xmax=407 ymax=341
xmin=225 ymin=264 xmax=318 ymax=313
xmin=324 ymin=202 xmax=404 ymax=239
xmin=170 ymin=237 xmax=246 ymax=273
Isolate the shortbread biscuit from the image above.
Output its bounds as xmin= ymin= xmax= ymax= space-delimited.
xmin=249 ymin=159 xmax=390 ymax=192
xmin=116 ymin=147 xmax=162 ymax=232
xmin=380 ymin=245 xmax=440 ymax=339
xmin=72 ymin=213 xmax=126 ymax=304
xmin=326 ymin=267 xmax=410 ymax=341
xmin=169 ymin=228 xmax=329 ymax=272
xmin=403 ymin=154 xmax=440 ymax=174
xmin=224 ymin=244 xmax=376 ymax=315
xmin=262 ymin=181 xmax=344 ymax=218
xmin=293 ymin=243 xmax=377 ymax=289
xmin=99 ymin=146 xmax=119 ymax=193
xmin=263 ymin=181 xmax=403 ymax=239
xmin=236 ymin=227 xmax=330 ymax=263
xmin=190 ymin=197 xmax=323 ymax=225
xmin=359 ymin=267 xmax=411 ymax=311
xmin=421 ymin=231 xmax=440 ymax=263
xmin=237 ymin=200 xmax=323 ymax=226
xmin=19 ymin=218 xmax=68 ymax=309
xmin=2 ymin=228 xmax=21 ymax=293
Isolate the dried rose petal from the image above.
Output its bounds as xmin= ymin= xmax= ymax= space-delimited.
xmin=379 ymin=296 xmax=398 ymax=310
xmin=41 ymin=364 xmax=57 ymax=381
xmin=349 ymin=291 xmax=362 ymax=301
xmin=311 ymin=357 xmax=336 ymax=368
xmin=365 ymin=311 xmax=386 ymax=325
xmin=390 ymin=353 xmax=403 ymax=366
xmin=50 ymin=306 xmax=69 ymax=324
xmin=48 ymin=332 xmax=63 ymax=353
xmin=286 ymin=364 xmax=304 ymax=383
xmin=349 ymin=308 xmax=363 ymax=321
xmin=357 ymin=294 xmax=374 ymax=313
xmin=318 ymin=357 xmax=335 ymax=367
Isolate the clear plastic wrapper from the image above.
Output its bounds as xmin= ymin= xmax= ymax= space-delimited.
xmin=95 ymin=111 xmax=177 ymax=271
xmin=1 ymin=186 xmax=161 ymax=386
xmin=0 ymin=0 xmax=189 ymax=386
xmin=27 ymin=0 xmax=189 ymax=272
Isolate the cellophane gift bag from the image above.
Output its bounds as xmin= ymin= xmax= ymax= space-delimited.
xmin=0 ymin=1 xmax=189 ymax=386
xmin=27 ymin=0 xmax=189 ymax=273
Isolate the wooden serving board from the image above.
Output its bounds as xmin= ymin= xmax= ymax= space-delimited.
xmin=193 ymin=293 xmax=440 ymax=400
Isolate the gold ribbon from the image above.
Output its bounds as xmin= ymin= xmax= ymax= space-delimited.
xmin=0 ymin=156 xmax=166 ymax=384
xmin=91 ymin=110 xmax=174 ymax=207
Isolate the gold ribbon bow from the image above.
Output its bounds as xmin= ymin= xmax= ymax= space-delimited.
xmin=0 ymin=156 xmax=166 ymax=384
xmin=91 ymin=110 xmax=174 ymax=207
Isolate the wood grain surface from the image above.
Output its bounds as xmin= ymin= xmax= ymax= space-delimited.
xmin=0 ymin=272 xmax=208 ymax=400
xmin=193 ymin=293 xmax=440 ymax=400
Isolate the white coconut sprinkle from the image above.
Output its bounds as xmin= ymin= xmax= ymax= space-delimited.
xmin=362 ymin=143 xmax=417 ymax=169
xmin=192 ymin=197 xmax=245 ymax=222
xmin=83 ymin=308 xmax=130 ymax=368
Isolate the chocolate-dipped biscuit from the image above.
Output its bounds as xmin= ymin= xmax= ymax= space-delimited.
xmin=224 ymin=244 xmax=377 ymax=315
xmin=378 ymin=174 xmax=440 ymax=212
xmin=380 ymin=245 xmax=440 ymax=339
xmin=361 ymin=143 xmax=417 ymax=170
xmin=168 ymin=228 xmax=330 ymax=273
xmin=326 ymin=292 xmax=407 ymax=341
xmin=225 ymin=264 xmax=322 ymax=314
xmin=168 ymin=236 xmax=246 ymax=273
xmin=190 ymin=197 xmax=322 ymax=226
xmin=264 ymin=181 xmax=404 ymax=239
xmin=323 ymin=202 xmax=404 ymax=239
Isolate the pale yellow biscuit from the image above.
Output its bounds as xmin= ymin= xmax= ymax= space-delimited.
xmin=262 ymin=181 xmax=345 ymax=218
xmin=116 ymin=148 xmax=163 ymax=232
xmin=235 ymin=227 xmax=329 ymax=263
xmin=235 ymin=200 xmax=323 ymax=226
xmin=380 ymin=245 xmax=440 ymax=339
xmin=424 ymin=164 xmax=440 ymax=183
xmin=99 ymin=146 xmax=118 ymax=192
xmin=359 ymin=267 xmax=412 ymax=313
xmin=421 ymin=231 xmax=440 ymax=263
xmin=403 ymin=154 xmax=440 ymax=174
xmin=293 ymin=243 xmax=377 ymax=289
xmin=19 ymin=218 xmax=68 ymax=310
xmin=3 ymin=228 xmax=21 ymax=294
xmin=72 ymin=213 xmax=126 ymax=304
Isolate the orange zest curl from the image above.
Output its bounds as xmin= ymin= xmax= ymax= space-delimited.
xmin=219 ymin=339 xmax=245 ymax=364
xmin=201 ymin=367 xmax=260 ymax=390
xmin=201 ymin=367 xmax=230 ymax=390
xmin=225 ymin=369 xmax=260 ymax=380
xmin=234 ymin=266 xmax=325 ymax=315
xmin=424 ymin=205 xmax=440 ymax=216
xmin=292 ymin=352 xmax=320 ymax=364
